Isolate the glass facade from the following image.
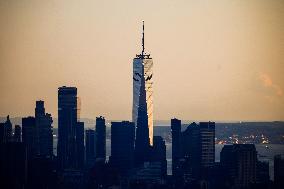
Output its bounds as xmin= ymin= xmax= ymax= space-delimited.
xmin=132 ymin=56 xmax=153 ymax=145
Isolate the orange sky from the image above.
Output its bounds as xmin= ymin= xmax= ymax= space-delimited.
xmin=0 ymin=0 xmax=283 ymax=121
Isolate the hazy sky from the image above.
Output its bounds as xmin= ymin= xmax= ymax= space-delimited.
xmin=0 ymin=0 xmax=283 ymax=121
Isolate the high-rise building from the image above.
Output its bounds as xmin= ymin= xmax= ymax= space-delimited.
xmin=22 ymin=116 xmax=36 ymax=159
xmin=76 ymin=121 xmax=85 ymax=169
xmin=199 ymin=122 xmax=215 ymax=168
xmin=13 ymin=125 xmax=21 ymax=142
xmin=171 ymin=120 xmax=215 ymax=181
xmin=35 ymin=100 xmax=53 ymax=157
xmin=181 ymin=122 xmax=201 ymax=179
xmin=183 ymin=122 xmax=215 ymax=168
xmin=22 ymin=101 xmax=53 ymax=160
xmin=85 ymin=129 xmax=96 ymax=167
xmin=110 ymin=121 xmax=135 ymax=176
xmin=2 ymin=115 xmax=13 ymax=143
xmin=171 ymin=118 xmax=182 ymax=178
xmin=132 ymin=21 xmax=153 ymax=146
xmin=220 ymin=144 xmax=257 ymax=188
xmin=57 ymin=86 xmax=78 ymax=169
xmin=96 ymin=116 xmax=106 ymax=162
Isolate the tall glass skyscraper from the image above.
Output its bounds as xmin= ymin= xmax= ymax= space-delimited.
xmin=132 ymin=21 xmax=154 ymax=146
xmin=95 ymin=116 xmax=106 ymax=162
xmin=57 ymin=86 xmax=78 ymax=169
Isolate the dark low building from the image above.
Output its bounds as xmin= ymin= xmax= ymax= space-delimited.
xmin=171 ymin=118 xmax=182 ymax=179
xmin=109 ymin=121 xmax=135 ymax=176
xmin=96 ymin=116 xmax=106 ymax=162
xmin=26 ymin=156 xmax=58 ymax=189
xmin=274 ymin=155 xmax=284 ymax=189
xmin=85 ymin=129 xmax=96 ymax=168
xmin=22 ymin=116 xmax=36 ymax=159
xmin=220 ymin=144 xmax=257 ymax=189
xmin=76 ymin=121 xmax=85 ymax=169
xmin=0 ymin=142 xmax=27 ymax=189
xmin=256 ymin=161 xmax=270 ymax=184
xmin=151 ymin=136 xmax=167 ymax=178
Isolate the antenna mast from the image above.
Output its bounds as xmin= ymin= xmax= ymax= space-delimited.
xmin=142 ymin=21 xmax=145 ymax=55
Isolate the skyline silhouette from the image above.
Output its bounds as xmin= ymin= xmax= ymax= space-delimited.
xmin=0 ymin=1 xmax=284 ymax=189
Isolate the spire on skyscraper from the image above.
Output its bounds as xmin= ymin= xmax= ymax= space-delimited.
xmin=142 ymin=20 xmax=145 ymax=55
xmin=136 ymin=21 xmax=150 ymax=58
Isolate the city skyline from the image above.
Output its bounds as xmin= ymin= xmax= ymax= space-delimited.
xmin=0 ymin=0 xmax=283 ymax=121
xmin=0 ymin=1 xmax=283 ymax=189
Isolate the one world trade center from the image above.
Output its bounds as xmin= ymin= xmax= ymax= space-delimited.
xmin=132 ymin=21 xmax=154 ymax=146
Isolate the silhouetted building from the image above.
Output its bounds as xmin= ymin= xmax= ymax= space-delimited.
xmin=13 ymin=125 xmax=21 ymax=142
xmin=22 ymin=116 xmax=36 ymax=159
xmin=220 ymin=144 xmax=257 ymax=189
xmin=171 ymin=118 xmax=182 ymax=178
xmin=76 ymin=121 xmax=85 ymax=169
xmin=5 ymin=116 xmax=13 ymax=142
xmin=172 ymin=120 xmax=215 ymax=182
xmin=199 ymin=122 xmax=215 ymax=168
xmin=0 ymin=123 xmax=5 ymax=143
xmin=1 ymin=115 xmax=13 ymax=143
xmin=35 ymin=100 xmax=53 ymax=157
xmin=0 ymin=142 xmax=27 ymax=189
xmin=85 ymin=129 xmax=96 ymax=168
xmin=57 ymin=86 xmax=78 ymax=169
xmin=110 ymin=121 xmax=135 ymax=176
xmin=181 ymin=122 xmax=200 ymax=180
xmin=96 ymin=116 xmax=106 ymax=162
xmin=151 ymin=136 xmax=167 ymax=178
xmin=274 ymin=155 xmax=284 ymax=188
xmin=22 ymin=101 xmax=53 ymax=160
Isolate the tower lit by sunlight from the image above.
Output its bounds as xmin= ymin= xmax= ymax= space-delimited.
xmin=132 ymin=21 xmax=154 ymax=146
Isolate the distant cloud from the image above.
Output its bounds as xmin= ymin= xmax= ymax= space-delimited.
xmin=259 ymin=73 xmax=283 ymax=97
